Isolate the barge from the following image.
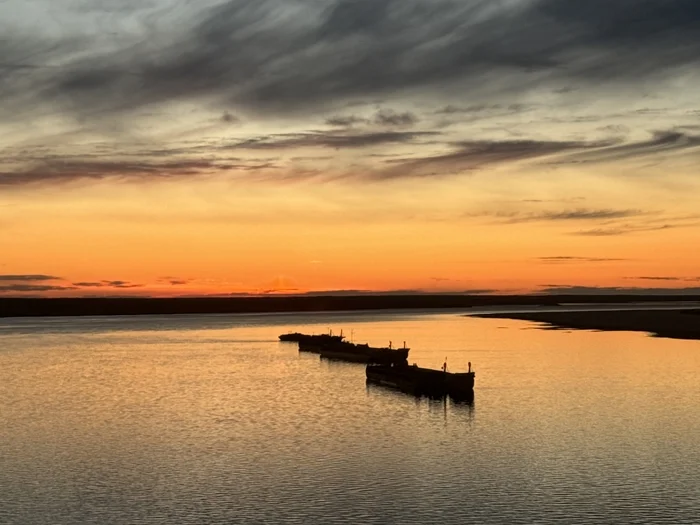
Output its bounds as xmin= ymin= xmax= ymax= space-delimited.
xmin=319 ymin=341 xmax=409 ymax=365
xmin=279 ymin=331 xmax=345 ymax=351
xmin=366 ymin=361 xmax=475 ymax=400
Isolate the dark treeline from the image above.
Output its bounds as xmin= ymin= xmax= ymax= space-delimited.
xmin=1 ymin=294 xmax=699 ymax=318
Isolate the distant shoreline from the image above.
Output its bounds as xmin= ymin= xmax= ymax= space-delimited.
xmin=471 ymin=308 xmax=700 ymax=341
xmin=1 ymin=294 xmax=700 ymax=320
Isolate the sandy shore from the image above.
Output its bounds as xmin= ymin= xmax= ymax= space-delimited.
xmin=472 ymin=308 xmax=700 ymax=341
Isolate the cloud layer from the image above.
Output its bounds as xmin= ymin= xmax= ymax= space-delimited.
xmin=4 ymin=0 xmax=699 ymax=118
xmin=1 ymin=0 xmax=699 ymax=189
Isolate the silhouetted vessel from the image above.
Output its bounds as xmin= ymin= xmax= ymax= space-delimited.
xmin=319 ymin=341 xmax=409 ymax=365
xmin=366 ymin=362 xmax=475 ymax=400
xmin=279 ymin=330 xmax=410 ymax=364
xmin=278 ymin=332 xmax=306 ymax=342
xmin=279 ymin=331 xmax=345 ymax=351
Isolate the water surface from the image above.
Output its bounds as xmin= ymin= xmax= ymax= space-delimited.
xmin=1 ymin=311 xmax=699 ymax=524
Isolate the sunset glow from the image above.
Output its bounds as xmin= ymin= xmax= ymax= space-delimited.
xmin=2 ymin=0 xmax=699 ymax=297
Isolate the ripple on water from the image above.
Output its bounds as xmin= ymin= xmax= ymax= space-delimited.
xmin=1 ymin=312 xmax=700 ymax=524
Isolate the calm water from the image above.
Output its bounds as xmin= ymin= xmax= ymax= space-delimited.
xmin=1 ymin=310 xmax=699 ymax=524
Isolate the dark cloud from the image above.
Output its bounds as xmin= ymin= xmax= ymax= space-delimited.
xmin=73 ymin=280 xmax=144 ymax=288
xmin=4 ymin=0 xmax=699 ymax=121
xmin=373 ymin=109 xmax=418 ymax=127
xmin=325 ymin=115 xmax=368 ymax=127
xmin=625 ymin=276 xmax=700 ymax=283
xmin=299 ymin=288 xmax=495 ymax=296
xmin=435 ymin=104 xmax=532 ymax=121
xmin=259 ymin=288 xmax=300 ymax=295
xmin=0 ymin=159 xmax=250 ymax=186
xmin=221 ymin=111 xmax=239 ymax=123
xmin=104 ymin=280 xmax=143 ymax=289
xmin=468 ymin=208 xmax=700 ymax=238
xmin=533 ymin=209 xmax=641 ymax=221
xmin=156 ymin=276 xmax=193 ymax=285
xmin=571 ymin=219 xmax=693 ymax=237
xmin=381 ymin=138 xmax=614 ymax=178
xmin=475 ymin=208 xmax=646 ymax=224
xmin=230 ymin=130 xmax=437 ymax=150
xmin=559 ymin=131 xmax=700 ymax=164
xmin=540 ymin=285 xmax=700 ymax=295
xmin=437 ymin=105 xmax=498 ymax=115
xmin=1 ymin=1 xmax=699 ymax=190
xmin=0 ymin=274 xmax=62 ymax=281
xmin=325 ymin=109 xmax=418 ymax=128
xmin=0 ymin=284 xmax=76 ymax=293
xmin=628 ymin=276 xmax=682 ymax=281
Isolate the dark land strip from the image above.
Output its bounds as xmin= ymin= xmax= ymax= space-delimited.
xmin=1 ymin=294 xmax=699 ymax=319
xmin=472 ymin=308 xmax=700 ymax=341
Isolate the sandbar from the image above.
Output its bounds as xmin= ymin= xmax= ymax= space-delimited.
xmin=472 ymin=308 xmax=700 ymax=341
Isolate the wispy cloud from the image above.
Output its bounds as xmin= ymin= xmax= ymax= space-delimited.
xmin=571 ymin=223 xmax=679 ymax=236
xmin=625 ymin=276 xmax=700 ymax=282
xmin=0 ymin=160 xmax=234 ymax=187
xmin=230 ymin=130 xmax=437 ymax=151
xmin=73 ymin=280 xmax=143 ymax=289
xmin=156 ymin=276 xmax=194 ymax=286
xmin=537 ymin=257 xmax=629 ymax=263
xmin=298 ymin=288 xmax=496 ymax=296
xmin=0 ymin=284 xmax=76 ymax=293
xmin=473 ymin=208 xmax=647 ymax=224
xmin=325 ymin=115 xmax=368 ymax=127
xmin=557 ymin=131 xmax=700 ymax=165
xmin=1 ymin=0 xmax=699 ymax=192
xmin=5 ymin=0 xmax=699 ymax=120
xmin=628 ymin=276 xmax=681 ymax=281
xmin=373 ymin=109 xmax=418 ymax=127
xmin=0 ymin=274 xmax=62 ymax=281
xmin=540 ymin=284 xmax=700 ymax=295
xmin=380 ymin=138 xmax=613 ymax=178
xmin=436 ymin=104 xmax=532 ymax=116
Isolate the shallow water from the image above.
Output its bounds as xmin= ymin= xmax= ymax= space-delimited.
xmin=1 ymin=311 xmax=699 ymax=524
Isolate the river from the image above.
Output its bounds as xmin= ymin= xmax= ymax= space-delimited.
xmin=1 ymin=310 xmax=699 ymax=524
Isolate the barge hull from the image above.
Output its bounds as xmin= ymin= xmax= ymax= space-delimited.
xmin=366 ymin=364 xmax=474 ymax=399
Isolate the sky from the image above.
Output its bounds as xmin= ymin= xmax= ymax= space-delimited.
xmin=1 ymin=0 xmax=699 ymax=297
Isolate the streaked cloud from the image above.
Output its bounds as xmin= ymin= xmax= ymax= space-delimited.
xmin=626 ymin=276 xmax=700 ymax=282
xmin=325 ymin=115 xmax=368 ymax=127
xmin=4 ymin=0 xmax=699 ymax=120
xmin=473 ymin=208 xmax=647 ymax=224
xmin=230 ymin=130 xmax=437 ymax=151
xmin=540 ymin=285 xmax=700 ymax=295
xmin=0 ymin=284 xmax=76 ymax=293
xmin=557 ymin=131 xmax=700 ymax=165
xmin=0 ymin=160 xmax=231 ymax=187
xmin=0 ymin=274 xmax=62 ymax=282
xmin=379 ymin=138 xmax=615 ymax=179
xmin=373 ymin=109 xmax=418 ymax=127
xmin=72 ymin=280 xmax=144 ymax=289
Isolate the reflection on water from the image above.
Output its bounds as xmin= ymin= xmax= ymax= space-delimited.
xmin=1 ymin=311 xmax=700 ymax=524
xmin=365 ymin=378 xmax=476 ymax=405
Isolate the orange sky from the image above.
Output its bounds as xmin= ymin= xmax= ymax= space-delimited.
xmin=2 ymin=0 xmax=700 ymax=297
xmin=3 ymin=164 xmax=700 ymax=296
